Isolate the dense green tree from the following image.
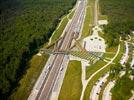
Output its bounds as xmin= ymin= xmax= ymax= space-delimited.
xmin=100 ymin=0 xmax=134 ymax=46
xmin=0 ymin=0 xmax=76 ymax=98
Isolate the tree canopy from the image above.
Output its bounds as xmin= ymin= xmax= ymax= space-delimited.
xmin=100 ymin=0 xmax=134 ymax=46
xmin=0 ymin=0 xmax=76 ymax=98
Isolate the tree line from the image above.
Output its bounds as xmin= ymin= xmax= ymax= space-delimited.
xmin=0 ymin=0 xmax=76 ymax=99
xmin=100 ymin=0 xmax=134 ymax=47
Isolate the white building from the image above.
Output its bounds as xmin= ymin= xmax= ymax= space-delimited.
xmin=98 ymin=20 xmax=108 ymax=25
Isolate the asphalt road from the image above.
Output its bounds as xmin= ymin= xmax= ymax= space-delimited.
xmin=36 ymin=0 xmax=86 ymax=100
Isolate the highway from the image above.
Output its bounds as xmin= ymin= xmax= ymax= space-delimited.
xmin=28 ymin=0 xmax=86 ymax=100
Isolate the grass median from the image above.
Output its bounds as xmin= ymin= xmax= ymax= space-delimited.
xmin=81 ymin=6 xmax=92 ymax=38
xmin=59 ymin=60 xmax=82 ymax=100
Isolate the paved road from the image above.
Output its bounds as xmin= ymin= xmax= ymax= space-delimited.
xmin=120 ymin=41 xmax=129 ymax=65
xmin=90 ymin=73 xmax=109 ymax=100
xmin=102 ymin=80 xmax=115 ymax=100
xmin=36 ymin=0 xmax=86 ymax=100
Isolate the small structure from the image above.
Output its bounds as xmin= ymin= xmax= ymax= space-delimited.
xmin=98 ymin=20 xmax=108 ymax=25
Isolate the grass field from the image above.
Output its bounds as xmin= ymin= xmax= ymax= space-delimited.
xmin=106 ymin=46 xmax=118 ymax=52
xmin=81 ymin=6 xmax=92 ymax=38
xmin=86 ymin=60 xmax=107 ymax=79
xmin=81 ymin=0 xmax=95 ymax=39
xmin=58 ymin=60 xmax=82 ymax=100
xmin=103 ymin=53 xmax=116 ymax=59
xmin=10 ymin=54 xmax=49 ymax=100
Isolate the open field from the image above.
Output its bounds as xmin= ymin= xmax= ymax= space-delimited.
xmin=86 ymin=60 xmax=107 ymax=79
xmin=59 ymin=60 xmax=82 ymax=100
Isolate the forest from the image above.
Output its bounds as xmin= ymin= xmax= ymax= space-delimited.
xmin=100 ymin=0 xmax=134 ymax=46
xmin=0 ymin=0 xmax=76 ymax=98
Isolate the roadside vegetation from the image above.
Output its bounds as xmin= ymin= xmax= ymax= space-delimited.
xmin=111 ymin=63 xmax=134 ymax=100
xmin=50 ymin=9 xmax=75 ymax=43
xmin=81 ymin=6 xmax=92 ymax=38
xmin=112 ymin=74 xmax=134 ymax=100
xmin=0 ymin=0 xmax=76 ymax=98
xmin=81 ymin=0 xmax=95 ymax=39
xmin=51 ymin=17 xmax=68 ymax=43
xmin=99 ymin=0 xmax=134 ymax=47
xmin=10 ymin=54 xmax=49 ymax=100
xmin=59 ymin=60 xmax=82 ymax=100
xmin=68 ymin=10 xmax=75 ymax=19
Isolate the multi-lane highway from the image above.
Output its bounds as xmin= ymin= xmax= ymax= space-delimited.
xmin=28 ymin=0 xmax=86 ymax=100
